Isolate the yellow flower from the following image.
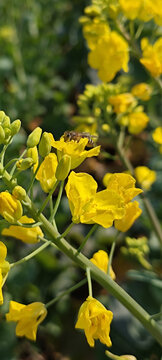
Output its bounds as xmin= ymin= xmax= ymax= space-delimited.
xmin=109 ymin=93 xmax=136 ymax=114
xmin=103 ymin=173 xmax=142 ymax=231
xmin=90 ymin=250 xmax=116 ymax=280
xmin=131 ymin=83 xmax=152 ymax=101
xmin=36 ymin=153 xmax=58 ymax=193
xmin=2 ymin=215 xmax=43 ymax=244
xmin=88 ymin=31 xmax=129 ymax=82
xmin=151 ymin=0 xmax=162 ymax=25
xmin=115 ymin=201 xmax=142 ymax=232
xmin=6 ymin=301 xmax=47 ymax=341
xmin=103 ymin=173 xmax=142 ymax=204
xmin=75 ymin=296 xmax=113 ymax=347
xmin=128 ymin=112 xmax=149 ymax=134
xmin=134 ymin=166 xmax=156 ymax=190
xmin=82 ymin=17 xmax=110 ymax=50
xmin=51 ymin=136 xmax=100 ymax=170
xmin=65 ymin=171 xmax=125 ymax=228
xmin=0 ymin=191 xmax=23 ymax=223
xmin=119 ymin=0 xmax=153 ymax=22
xmin=152 ymin=127 xmax=162 ymax=144
xmin=0 ymin=241 xmax=10 ymax=305
xmin=140 ymin=38 xmax=162 ymax=77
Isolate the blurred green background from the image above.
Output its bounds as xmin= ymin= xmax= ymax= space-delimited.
xmin=0 ymin=1 xmax=162 ymax=360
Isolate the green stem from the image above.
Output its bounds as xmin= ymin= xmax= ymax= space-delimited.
xmin=76 ymin=224 xmax=98 ymax=255
xmin=38 ymin=180 xmax=59 ymax=215
xmin=27 ymin=160 xmax=42 ymax=194
xmin=86 ymin=267 xmax=92 ymax=297
xmin=107 ymin=239 xmax=116 ymax=276
xmin=10 ymin=149 xmax=27 ymax=176
xmin=10 ymin=240 xmax=51 ymax=268
xmin=49 ymin=180 xmax=64 ymax=221
xmin=57 ymin=222 xmax=74 ymax=240
xmin=105 ymin=350 xmax=129 ymax=360
xmin=116 ymin=141 xmax=162 ymax=246
xmin=150 ymin=312 xmax=162 ymax=320
xmin=46 ymin=278 xmax=87 ymax=309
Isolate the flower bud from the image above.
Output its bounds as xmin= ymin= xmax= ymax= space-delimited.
xmin=27 ymin=127 xmax=42 ymax=148
xmin=0 ymin=191 xmax=23 ymax=223
xmin=0 ymin=125 xmax=5 ymax=144
xmin=27 ymin=146 xmax=38 ymax=164
xmin=12 ymin=186 xmax=26 ymax=201
xmin=4 ymin=127 xmax=11 ymax=140
xmin=39 ymin=132 xmax=51 ymax=158
xmin=0 ymin=111 xmax=5 ymax=123
xmin=10 ymin=119 xmax=21 ymax=136
xmin=2 ymin=115 xmax=10 ymax=128
xmin=16 ymin=157 xmax=34 ymax=171
xmin=56 ymin=154 xmax=71 ymax=180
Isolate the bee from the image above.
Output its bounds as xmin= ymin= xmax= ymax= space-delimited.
xmin=63 ymin=131 xmax=97 ymax=148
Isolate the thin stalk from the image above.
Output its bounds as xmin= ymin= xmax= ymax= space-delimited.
xmin=150 ymin=312 xmax=162 ymax=320
xmin=49 ymin=180 xmax=64 ymax=221
xmin=10 ymin=148 xmax=27 ymax=176
xmin=10 ymin=241 xmax=51 ymax=268
xmin=57 ymin=222 xmax=74 ymax=240
xmin=86 ymin=267 xmax=93 ymax=297
xmin=27 ymin=160 xmax=42 ymax=194
xmin=76 ymin=224 xmax=98 ymax=255
xmin=105 ymin=350 xmax=130 ymax=360
xmin=38 ymin=180 xmax=59 ymax=215
xmin=46 ymin=278 xmax=87 ymax=309
xmin=107 ymin=240 xmax=116 ymax=276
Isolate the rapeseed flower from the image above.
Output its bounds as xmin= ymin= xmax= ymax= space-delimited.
xmin=36 ymin=153 xmax=58 ymax=193
xmin=128 ymin=112 xmax=149 ymax=134
xmin=119 ymin=0 xmax=154 ymax=22
xmin=75 ymin=296 xmax=113 ymax=347
xmin=6 ymin=301 xmax=47 ymax=341
xmin=82 ymin=17 xmax=110 ymax=50
xmin=0 ymin=241 xmax=10 ymax=305
xmin=0 ymin=191 xmax=23 ymax=223
xmin=134 ymin=166 xmax=156 ymax=190
xmin=2 ymin=215 xmax=43 ymax=244
xmin=152 ymin=127 xmax=162 ymax=144
xmin=90 ymin=250 xmax=116 ymax=279
xmin=131 ymin=83 xmax=152 ymax=101
xmin=65 ymin=171 xmax=125 ymax=228
xmin=140 ymin=38 xmax=162 ymax=77
xmin=88 ymin=31 xmax=129 ymax=82
xmin=109 ymin=93 xmax=136 ymax=114
xmin=103 ymin=173 xmax=142 ymax=232
xmin=51 ymin=136 xmax=100 ymax=170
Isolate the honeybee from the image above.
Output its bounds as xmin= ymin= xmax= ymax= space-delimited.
xmin=63 ymin=131 xmax=97 ymax=148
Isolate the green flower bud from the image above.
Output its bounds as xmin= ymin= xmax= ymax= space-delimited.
xmin=0 ymin=125 xmax=5 ymax=144
xmin=12 ymin=186 xmax=27 ymax=201
xmin=56 ymin=154 xmax=71 ymax=180
xmin=10 ymin=119 xmax=21 ymax=136
xmin=39 ymin=132 xmax=51 ymax=158
xmin=16 ymin=157 xmax=34 ymax=171
xmin=27 ymin=146 xmax=38 ymax=164
xmin=27 ymin=127 xmax=42 ymax=148
xmin=4 ymin=127 xmax=11 ymax=140
xmin=0 ymin=111 xmax=5 ymax=123
xmin=2 ymin=115 xmax=10 ymax=128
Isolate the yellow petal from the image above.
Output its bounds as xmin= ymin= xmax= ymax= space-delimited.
xmin=115 ymin=201 xmax=142 ymax=232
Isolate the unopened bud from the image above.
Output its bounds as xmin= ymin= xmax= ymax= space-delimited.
xmin=39 ymin=132 xmax=51 ymax=158
xmin=0 ymin=111 xmax=5 ymax=123
xmin=4 ymin=127 xmax=11 ymax=140
xmin=102 ymin=124 xmax=110 ymax=133
xmin=0 ymin=191 xmax=23 ymax=223
xmin=2 ymin=115 xmax=10 ymax=128
xmin=27 ymin=127 xmax=42 ymax=148
xmin=0 ymin=125 xmax=5 ymax=144
xmin=56 ymin=155 xmax=71 ymax=180
xmin=10 ymin=119 xmax=21 ymax=136
xmin=12 ymin=186 xmax=26 ymax=201
xmin=27 ymin=146 xmax=38 ymax=164
xmin=16 ymin=157 xmax=34 ymax=171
